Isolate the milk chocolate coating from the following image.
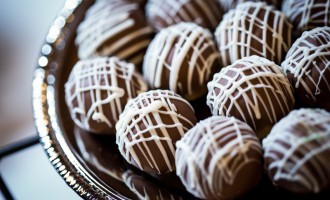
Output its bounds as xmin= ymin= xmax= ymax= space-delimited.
xmin=143 ymin=22 xmax=221 ymax=101
xmin=215 ymin=2 xmax=292 ymax=66
xmin=282 ymin=0 xmax=330 ymax=36
xmin=65 ymin=57 xmax=147 ymax=134
xmin=176 ymin=116 xmax=263 ymax=199
xmin=263 ymin=108 xmax=330 ymax=194
xmin=281 ymin=27 xmax=330 ymax=111
xmin=116 ymin=90 xmax=197 ymax=174
xmin=75 ymin=0 xmax=153 ymax=68
xmin=146 ymin=0 xmax=222 ymax=32
xmin=207 ymin=56 xmax=295 ymax=138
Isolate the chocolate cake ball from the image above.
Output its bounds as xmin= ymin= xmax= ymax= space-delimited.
xmin=146 ymin=0 xmax=222 ymax=32
xmin=215 ymin=2 xmax=292 ymax=66
xmin=75 ymin=0 xmax=153 ymax=67
xmin=116 ymin=90 xmax=197 ymax=174
xmin=263 ymin=108 xmax=330 ymax=194
xmin=143 ymin=22 xmax=221 ymax=101
xmin=218 ymin=0 xmax=283 ymax=12
xmin=176 ymin=116 xmax=263 ymax=199
xmin=65 ymin=57 xmax=148 ymax=134
xmin=281 ymin=27 xmax=330 ymax=111
xmin=207 ymin=56 xmax=295 ymax=138
xmin=282 ymin=0 xmax=330 ymax=35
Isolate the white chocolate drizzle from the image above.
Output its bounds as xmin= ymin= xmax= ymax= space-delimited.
xmin=281 ymin=27 xmax=330 ymax=102
xmin=65 ymin=57 xmax=147 ymax=133
xmin=263 ymin=108 xmax=330 ymax=193
xmin=143 ymin=22 xmax=220 ymax=100
xmin=116 ymin=90 xmax=196 ymax=173
xmin=75 ymin=0 xmax=153 ymax=65
xmin=176 ymin=116 xmax=262 ymax=199
xmin=146 ymin=0 xmax=221 ymax=31
xmin=207 ymin=55 xmax=294 ymax=132
xmin=282 ymin=0 xmax=330 ymax=33
xmin=215 ymin=1 xmax=292 ymax=66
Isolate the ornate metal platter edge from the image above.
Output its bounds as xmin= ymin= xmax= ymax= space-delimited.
xmin=32 ymin=0 xmax=126 ymax=199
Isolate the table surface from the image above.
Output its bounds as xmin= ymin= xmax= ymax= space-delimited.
xmin=0 ymin=0 xmax=81 ymax=199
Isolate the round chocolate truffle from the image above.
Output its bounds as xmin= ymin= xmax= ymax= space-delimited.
xmin=207 ymin=55 xmax=295 ymax=138
xmin=215 ymin=2 xmax=292 ymax=66
xmin=263 ymin=108 xmax=330 ymax=194
xmin=75 ymin=0 xmax=153 ymax=67
xmin=282 ymin=0 xmax=330 ymax=35
xmin=65 ymin=57 xmax=148 ymax=134
xmin=218 ymin=0 xmax=283 ymax=12
xmin=116 ymin=90 xmax=197 ymax=174
xmin=146 ymin=0 xmax=222 ymax=32
xmin=143 ymin=22 xmax=221 ymax=101
xmin=281 ymin=27 xmax=330 ymax=111
xmin=176 ymin=116 xmax=263 ymax=199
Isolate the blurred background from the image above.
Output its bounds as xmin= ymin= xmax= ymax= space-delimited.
xmin=0 ymin=0 xmax=80 ymax=199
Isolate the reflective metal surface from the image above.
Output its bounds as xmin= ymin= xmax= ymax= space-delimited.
xmin=32 ymin=0 xmax=116 ymax=198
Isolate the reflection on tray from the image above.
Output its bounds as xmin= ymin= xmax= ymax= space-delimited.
xmin=74 ymin=126 xmax=125 ymax=182
xmin=73 ymin=126 xmax=197 ymax=199
xmin=123 ymin=170 xmax=184 ymax=200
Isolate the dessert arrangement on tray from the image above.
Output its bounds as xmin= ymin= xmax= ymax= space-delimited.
xmin=35 ymin=0 xmax=330 ymax=199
